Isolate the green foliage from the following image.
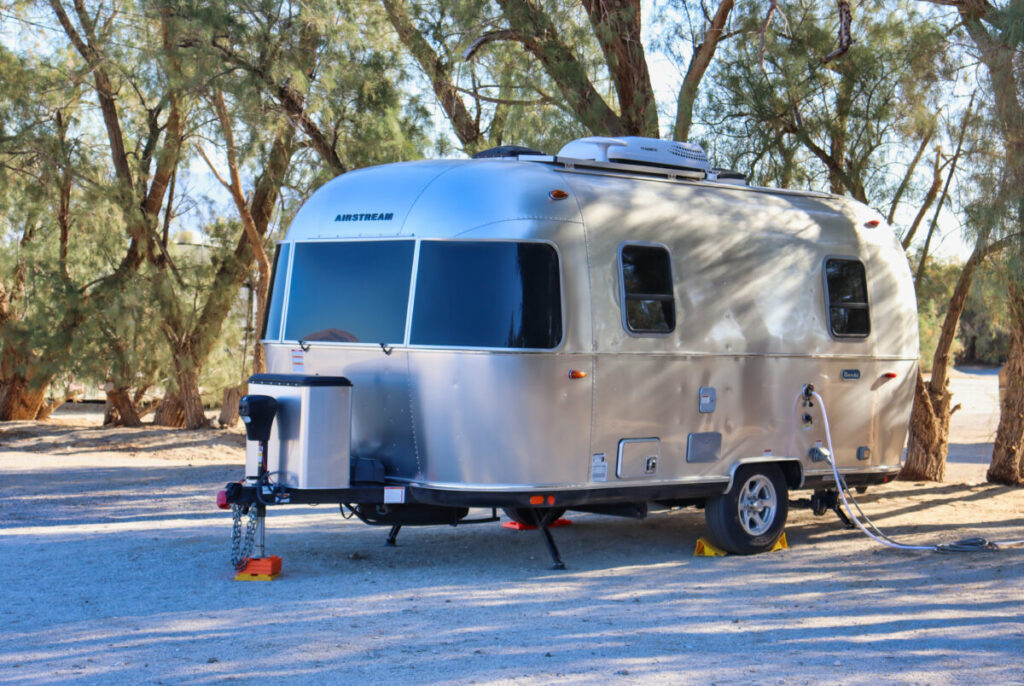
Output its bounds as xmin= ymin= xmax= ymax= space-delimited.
xmin=960 ymin=257 xmax=1011 ymax=365
xmin=914 ymin=253 xmax=1009 ymax=370
xmin=701 ymin=0 xmax=952 ymax=209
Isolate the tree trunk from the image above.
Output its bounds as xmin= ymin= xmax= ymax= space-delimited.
xmin=900 ymin=371 xmax=952 ymax=481
xmin=0 ymin=343 xmax=53 ymax=421
xmin=153 ymin=392 xmax=185 ymax=427
xmin=0 ymin=373 xmax=49 ymax=421
xmin=580 ymin=0 xmax=659 ymax=137
xmin=103 ymin=398 xmax=118 ymax=426
xmin=988 ymin=286 xmax=1024 ymax=485
xmin=218 ymin=383 xmax=244 ymax=428
xmin=174 ymin=360 xmax=209 ymax=430
xmin=105 ymin=386 xmax=142 ymax=428
xmin=899 ymin=240 xmax=989 ymax=480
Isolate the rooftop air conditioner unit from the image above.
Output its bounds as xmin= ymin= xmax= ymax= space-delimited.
xmin=557 ymin=136 xmax=711 ymax=175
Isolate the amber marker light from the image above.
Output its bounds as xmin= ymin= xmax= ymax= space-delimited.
xmin=568 ymin=369 xmax=587 ymax=379
xmin=549 ymin=189 xmax=569 ymax=200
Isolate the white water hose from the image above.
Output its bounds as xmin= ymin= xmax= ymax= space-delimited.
xmin=802 ymin=387 xmax=1024 ymax=552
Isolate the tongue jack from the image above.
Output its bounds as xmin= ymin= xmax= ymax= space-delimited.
xmin=236 ymin=394 xmax=282 ymax=578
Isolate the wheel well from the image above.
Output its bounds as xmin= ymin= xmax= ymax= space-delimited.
xmin=777 ymin=461 xmax=802 ymax=490
xmin=733 ymin=459 xmax=803 ymax=492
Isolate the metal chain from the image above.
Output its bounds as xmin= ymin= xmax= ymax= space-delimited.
xmin=230 ymin=504 xmax=259 ymax=571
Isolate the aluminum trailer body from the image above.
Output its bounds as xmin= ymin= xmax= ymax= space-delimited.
xmin=229 ymin=137 xmax=918 ymax=557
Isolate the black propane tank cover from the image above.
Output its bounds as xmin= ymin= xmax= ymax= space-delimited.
xmin=239 ymin=394 xmax=278 ymax=443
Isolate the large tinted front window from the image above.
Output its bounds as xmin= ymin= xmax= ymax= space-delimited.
xmin=261 ymin=243 xmax=290 ymax=340
xmin=411 ymin=241 xmax=562 ymax=349
xmin=284 ymin=241 xmax=414 ymax=344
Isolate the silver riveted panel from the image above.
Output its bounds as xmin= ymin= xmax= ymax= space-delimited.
xmin=686 ymin=432 xmax=722 ymax=463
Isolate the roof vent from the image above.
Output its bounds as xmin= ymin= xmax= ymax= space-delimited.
xmin=711 ymin=169 xmax=747 ymax=186
xmin=472 ymin=145 xmax=543 ymax=159
xmin=557 ymin=136 xmax=711 ymax=174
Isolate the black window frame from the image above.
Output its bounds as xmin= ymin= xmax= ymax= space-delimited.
xmin=618 ymin=242 xmax=676 ymax=335
xmin=823 ymin=256 xmax=871 ymax=339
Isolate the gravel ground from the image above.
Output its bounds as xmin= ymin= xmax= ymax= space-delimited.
xmin=1 ymin=368 xmax=1022 ymax=685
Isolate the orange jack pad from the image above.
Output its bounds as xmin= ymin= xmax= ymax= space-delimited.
xmin=502 ymin=518 xmax=572 ymax=531
xmin=235 ymin=556 xmax=282 ymax=581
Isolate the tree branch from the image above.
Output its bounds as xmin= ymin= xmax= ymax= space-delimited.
xmin=463 ymin=29 xmax=520 ymax=60
xmin=901 ymin=148 xmax=944 ymax=250
xmin=382 ymin=0 xmax=482 ymax=150
xmin=495 ymin=0 xmax=626 ymax=136
xmin=915 ymin=95 xmax=974 ymax=281
xmin=822 ymin=0 xmax=854 ymax=63
xmin=888 ymin=125 xmax=935 ymax=224
xmin=675 ymin=0 xmax=734 ymax=141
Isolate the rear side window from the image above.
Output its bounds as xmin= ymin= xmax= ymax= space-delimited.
xmin=284 ymin=241 xmax=414 ymax=344
xmin=620 ymin=244 xmax=675 ymax=334
xmin=411 ymin=241 xmax=562 ymax=349
xmin=824 ymin=258 xmax=870 ymax=337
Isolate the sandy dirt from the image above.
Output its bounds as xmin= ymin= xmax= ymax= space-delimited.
xmin=1 ymin=368 xmax=1022 ymax=685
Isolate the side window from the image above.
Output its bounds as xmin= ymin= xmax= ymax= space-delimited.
xmin=619 ymin=244 xmax=675 ymax=334
xmin=824 ymin=258 xmax=870 ymax=338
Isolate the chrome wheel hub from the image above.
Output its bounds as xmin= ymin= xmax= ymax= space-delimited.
xmin=738 ymin=474 xmax=777 ymax=536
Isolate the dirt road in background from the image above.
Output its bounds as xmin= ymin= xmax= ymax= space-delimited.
xmin=1 ymin=368 xmax=1022 ymax=685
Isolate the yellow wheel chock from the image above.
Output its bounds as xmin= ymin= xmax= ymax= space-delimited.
xmin=694 ymin=532 xmax=788 ymax=557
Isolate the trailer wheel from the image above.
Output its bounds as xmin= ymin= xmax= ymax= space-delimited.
xmin=704 ymin=464 xmax=788 ymax=555
xmin=502 ymin=507 xmax=566 ymax=527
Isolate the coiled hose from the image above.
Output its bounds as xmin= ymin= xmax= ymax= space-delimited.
xmin=806 ymin=388 xmax=1024 ymax=553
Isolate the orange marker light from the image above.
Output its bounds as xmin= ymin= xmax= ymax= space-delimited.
xmin=568 ymin=369 xmax=587 ymax=379
xmin=530 ymin=495 xmax=544 ymax=505
xmin=549 ymin=189 xmax=569 ymax=200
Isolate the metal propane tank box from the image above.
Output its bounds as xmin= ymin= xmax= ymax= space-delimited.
xmin=221 ymin=136 xmax=919 ymax=564
xmin=243 ymin=375 xmax=352 ymax=490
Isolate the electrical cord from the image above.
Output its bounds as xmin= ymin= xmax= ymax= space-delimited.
xmin=254 ymin=470 xmax=289 ymax=506
xmin=804 ymin=387 xmax=1024 ymax=553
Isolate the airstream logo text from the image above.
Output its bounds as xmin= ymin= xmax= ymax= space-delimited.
xmin=334 ymin=212 xmax=394 ymax=222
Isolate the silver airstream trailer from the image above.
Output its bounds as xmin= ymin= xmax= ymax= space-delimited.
xmin=224 ymin=136 xmax=918 ymax=567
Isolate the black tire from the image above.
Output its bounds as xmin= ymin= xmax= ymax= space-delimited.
xmin=502 ymin=507 xmax=566 ymax=526
xmin=704 ymin=464 xmax=788 ymax=555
